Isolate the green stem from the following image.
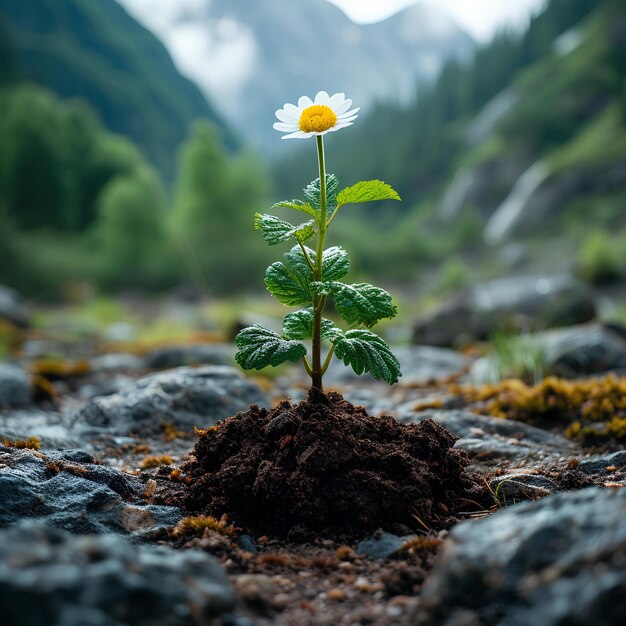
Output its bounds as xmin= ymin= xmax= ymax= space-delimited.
xmin=325 ymin=203 xmax=342 ymax=228
xmin=321 ymin=344 xmax=335 ymax=375
xmin=302 ymin=355 xmax=313 ymax=377
xmin=297 ymin=240 xmax=316 ymax=275
xmin=311 ymin=135 xmax=327 ymax=392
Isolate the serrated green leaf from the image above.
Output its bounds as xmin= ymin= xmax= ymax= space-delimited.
xmin=331 ymin=329 xmax=401 ymax=384
xmin=311 ymin=281 xmax=397 ymax=327
xmin=282 ymin=308 xmax=339 ymax=340
xmin=254 ymin=213 xmax=316 ymax=245
xmin=264 ymin=245 xmax=315 ymax=306
xmin=235 ymin=325 xmax=306 ymax=370
xmin=271 ymin=199 xmax=319 ymax=219
xmin=321 ymin=246 xmax=350 ymax=281
xmin=336 ymin=180 xmax=401 ymax=210
xmin=304 ymin=174 xmax=339 ymax=210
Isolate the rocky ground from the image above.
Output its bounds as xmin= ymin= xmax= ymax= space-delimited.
xmin=1 ymin=284 xmax=625 ymax=626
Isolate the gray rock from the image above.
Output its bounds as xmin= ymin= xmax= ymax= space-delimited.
xmin=488 ymin=472 xmax=558 ymax=504
xmin=578 ymin=450 xmax=626 ymax=475
xmin=402 ymin=409 xmax=573 ymax=464
xmin=0 ymin=409 xmax=85 ymax=450
xmin=0 ymin=284 xmax=30 ymax=328
xmin=356 ymin=531 xmax=416 ymax=559
xmin=144 ymin=343 xmax=235 ymax=370
xmin=0 ymin=521 xmax=234 ymax=626
xmin=72 ymin=365 xmax=267 ymax=435
xmin=543 ymin=323 xmax=626 ymax=377
xmin=412 ymin=273 xmax=596 ymax=347
xmin=0 ymin=363 xmax=33 ymax=409
xmin=89 ymin=353 xmax=144 ymax=373
xmin=416 ymin=488 xmax=626 ymax=626
xmin=0 ymin=446 xmax=181 ymax=536
xmin=471 ymin=322 xmax=626 ymax=382
xmin=326 ymin=345 xmax=469 ymax=385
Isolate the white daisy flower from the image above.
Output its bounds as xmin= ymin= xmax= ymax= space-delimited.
xmin=273 ymin=91 xmax=360 ymax=139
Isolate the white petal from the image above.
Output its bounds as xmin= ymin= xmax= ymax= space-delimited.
xmin=334 ymin=99 xmax=353 ymax=115
xmin=314 ymin=91 xmax=330 ymax=105
xmin=284 ymin=103 xmax=301 ymax=117
xmin=329 ymin=93 xmax=345 ymax=108
xmin=338 ymin=107 xmax=360 ymax=119
xmin=298 ymin=95 xmax=313 ymax=109
xmin=275 ymin=108 xmax=298 ymax=123
xmin=273 ymin=122 xmax=299 ymax=132
xmin=282 ymin=130 xmax=313 ymax=139
xmin=336 ymin=114 xmax=358 ymax=124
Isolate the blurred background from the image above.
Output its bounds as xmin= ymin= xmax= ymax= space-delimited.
xmin=0 ymin=0 xmax=625 ymax=382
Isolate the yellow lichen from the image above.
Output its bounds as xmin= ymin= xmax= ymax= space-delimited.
xmin=455 ymin=374 xmax=626 ymax=442
xmin=412 ymin=397 xmax=443 ymax=411
xmin=2 ymin=435 xmax=41 ymax=450
xmin=400 ymin=536 xmax=444 ymax=556
xmin=31 ymin=374 xmax=57 ymax=402
xmin=30 ymin=358 xmax=91 ymax=380
xmin=140 ymin=454 xmax=174 ymax=469
xmin=172 ymin=515 xmax=236 ymax=539
xmin=161 ymin=423 xmax=186 ymax=441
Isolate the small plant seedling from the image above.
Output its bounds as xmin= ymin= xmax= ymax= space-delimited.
xmin=235 ymin=91 xmax=402 ymax=392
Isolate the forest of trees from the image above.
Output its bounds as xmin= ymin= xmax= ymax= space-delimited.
xmin=0 ymin=0 xmax=623 ymax=299
xmin=0 ymin=83 xmax=269 ymax=297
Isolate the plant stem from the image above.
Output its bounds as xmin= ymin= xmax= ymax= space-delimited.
xmin=311 ymin=135 xmax=327 ymax=392
xmin=321 ymin=344 xmax=335 ymax=375
xmin=297 ymin=240 xmax=316 ymax=275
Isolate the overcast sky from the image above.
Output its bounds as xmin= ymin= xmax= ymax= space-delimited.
xmin=329 ymin=0 xmax=546 ymax=41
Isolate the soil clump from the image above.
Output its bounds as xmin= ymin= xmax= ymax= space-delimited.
xmin=183 ymin=391 xmax=488 ymax=539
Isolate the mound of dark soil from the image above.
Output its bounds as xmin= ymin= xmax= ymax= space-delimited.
xmin=182 ymin=391 xmax=488 ymax=539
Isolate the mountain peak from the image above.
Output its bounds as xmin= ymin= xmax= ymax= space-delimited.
xmin=117 ymin=0 xmax=475 ymax=151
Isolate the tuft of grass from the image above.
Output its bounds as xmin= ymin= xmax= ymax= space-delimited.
xmin=577 ymin=230 xmax=626 ymax=285
xmin=482 ymin=331 xmax=549 ymax=384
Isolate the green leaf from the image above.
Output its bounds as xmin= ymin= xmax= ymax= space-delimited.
xmin=254 ymin=213 xmax=315 ymax=245
xmin=235 ymin=325 xmax=306 ymax=370
xmin=321 ymin=246 xmax=350 ymax=281
xmin=336 ymin=180 xmax=401 ymax=209
xmin=271 ymin=199 xmax=319 ymax=219
xmin=264 ymin=245 xmax=315 ymax=306
xmin=311 ymin=281 xmax=397 ymax=327
xmin=331 ymin=329 xmax=401 ymax=384
xmin=304 ymin=174 xmax=339 ymax=210
xmin=282 ymin=308 xmax=339 ymax=340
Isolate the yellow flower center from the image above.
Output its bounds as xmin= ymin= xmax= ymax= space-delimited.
xmin=299 ymin=105 xmax=337 ymax=133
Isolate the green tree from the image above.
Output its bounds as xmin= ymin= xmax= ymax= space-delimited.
xmin=171 ymin=121 xmax=268 ymax=294
xmin=0 ymin=84 xmax=142 ymax=232
xmin=94 ymin=164 xmax=173 ymax=289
